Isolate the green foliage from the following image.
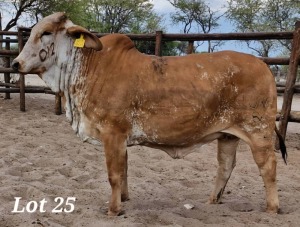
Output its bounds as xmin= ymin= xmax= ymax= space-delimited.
xmin=169 ymin=0 xmax=220 ymax=34
xmin=0 ymin=0 xmax=183 ymax=55
xmin=36 ymin=0 xmax=86 ymax=25
xmin=168 ymin=0 xmax=223 ymax=53
xmin=134 ymin=40 xmax=183 ymax=56
xmin=130 ymin=13 xmax=163 ymax=34
xmin=0 ymin=0 xmax=87 ymax=30
xmin=0 ymin=0 xmax=159 ymax=34
xmin=227 ymin=0 xmax=300 ymax=56
xmin=83 ymin=0 xmax=154 ymax=33
xmin=227 ymin=0 xmax=300 ymax=32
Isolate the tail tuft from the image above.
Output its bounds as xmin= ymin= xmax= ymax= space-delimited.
xmin=275 ymin=126 xmax=288 ymax=165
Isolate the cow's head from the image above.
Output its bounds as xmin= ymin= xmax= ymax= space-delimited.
xmin=12 ymin=12 xmax=102 ymax=92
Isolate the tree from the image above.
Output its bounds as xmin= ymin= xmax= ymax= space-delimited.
xmin=32 ymin=0 xmax=86 ymax=25
xmin=264 ymin=0 xmax=300 ymax=52
xmin=0 ymin=0 xmax=38 ymax=31
xmin=227 ymin=0 xmax=300 ymax=57
xmin=130 ymin=13 xmax=179 ymax=56
xmin=83 ymin=0 xmax=154 ymax=33
xmin=168 ymin=0 xmax=223 ymax=53
xmin=0 ymin=0 xmax=178 ymax=55
xmin=0 ymin=0 xmax=85 ymax=31
xmin=83 ymin=0 xmax=179 ymax=55
xmin=0 ymin=0 xmax=160 ymax=33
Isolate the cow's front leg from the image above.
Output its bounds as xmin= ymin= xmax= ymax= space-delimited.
xmin=102 ymin=132 xmax=127 ymax=216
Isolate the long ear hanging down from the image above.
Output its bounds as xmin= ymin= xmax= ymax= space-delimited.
xmin=67 ymin=25 xmax=103 ymax=51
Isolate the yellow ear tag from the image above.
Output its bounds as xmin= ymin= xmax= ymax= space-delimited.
xmin=74 ymin=34 xmax=85 ymax=48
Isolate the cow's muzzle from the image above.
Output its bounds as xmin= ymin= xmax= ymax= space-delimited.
xmin=11 ymin=60 xmax=20 ymax=72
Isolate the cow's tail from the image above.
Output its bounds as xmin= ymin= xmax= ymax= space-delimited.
xmin=275 ymin=126 xmax=288 ymax=165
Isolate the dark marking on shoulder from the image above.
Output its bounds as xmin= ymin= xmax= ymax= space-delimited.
xmin=152 ymin=57 xmax=167 ymax=75
xmin=249 ymin=98 xmax=271 ymax=109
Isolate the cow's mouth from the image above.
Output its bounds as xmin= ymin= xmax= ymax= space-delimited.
xmin=11 ymin=60 xmax=46 ymax=75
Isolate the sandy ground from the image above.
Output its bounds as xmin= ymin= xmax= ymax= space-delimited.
xmin=0 ymin=75 xmax=299 ymax=227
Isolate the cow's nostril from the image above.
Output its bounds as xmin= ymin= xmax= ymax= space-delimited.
xmin=11 ymin=60 xmax=20 ymax=71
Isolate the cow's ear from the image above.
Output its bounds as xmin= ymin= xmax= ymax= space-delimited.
xmin=67 ymin=26 xmax=102 ymax=51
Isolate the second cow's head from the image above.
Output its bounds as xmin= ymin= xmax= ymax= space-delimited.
xmin=12 ymin=12 xmax=102 ymax=92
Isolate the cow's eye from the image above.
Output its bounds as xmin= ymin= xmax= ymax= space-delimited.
xmin=41 ymin=31 xmax=52 ymax=37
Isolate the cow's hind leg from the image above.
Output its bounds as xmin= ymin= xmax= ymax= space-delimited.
xmin=208 ymin=134 xmax=239 ymax=204
xmin=102 ymin=132 xmax=127 ymax=216
xmin=250 ymin=134 xmax=279 ymax=213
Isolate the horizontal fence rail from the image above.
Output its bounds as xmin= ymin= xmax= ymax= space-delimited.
xmin=0 ymin=49 xmax=19 ymax=55
xmin=90 ymin=31 xmax=294 ymax=41
xmin=0 ymin=31 xmax=18 ymax=35
xmin=0 ymin=67 xmax=15 ymax=73
xmin=0 ymin=87 xmax=54 ymax=94
xmin=277 ymin=111 xmax=300 ymax=123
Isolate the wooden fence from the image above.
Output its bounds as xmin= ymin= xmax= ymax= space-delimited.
xmin=0 ymin=22 xmax=300 ymax=141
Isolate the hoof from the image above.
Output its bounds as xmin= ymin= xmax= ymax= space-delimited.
xmin=121 ymin=194 xmax=129 ymax=202
xmin=108 ymin=210 xmax=120 ymax=216
xmin=266 ymin=206 xmax=279 ymax=214
xmin=108 ymin=208 xmax=125 ymax=216
xmin=206 ymin=197 xmax=220 ymax=204
xmin=206 ymin=200 xmax=214 ymax=205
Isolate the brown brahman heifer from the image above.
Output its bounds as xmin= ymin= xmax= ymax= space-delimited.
xmin=12 ymin=12 xmax=287 ymax=216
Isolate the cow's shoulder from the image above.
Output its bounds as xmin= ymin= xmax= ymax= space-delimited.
xmin=100 ymin=34 xmax=136 ymax=52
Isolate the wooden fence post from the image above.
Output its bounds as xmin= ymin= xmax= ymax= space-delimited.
xmin=155 ymin=31 xmax=162 ymax=56
xmin=55 ymin=94 xmax=62 ymax=115
xmin=278 ymin=21 xmax=300 ymax=140
xmin=4 ymin=37 xmax=10 ymax=99
xmin=187 ymin=41 xmax=194 ymax=54
xmin=17 ymin=27 xmax=25 ymax=112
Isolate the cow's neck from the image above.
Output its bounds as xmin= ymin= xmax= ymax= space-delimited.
xmin=60 ymin=47 xmax=91 ymax=135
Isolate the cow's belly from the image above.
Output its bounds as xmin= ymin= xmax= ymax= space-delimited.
xmin=127 ymin=108 xmax=227 ymax=158
xmin=129 ymin=106 xmax=225 ymax=140
xmin=128 ymin=130 xmax=223 ymax=159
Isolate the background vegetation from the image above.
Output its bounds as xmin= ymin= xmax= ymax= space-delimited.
xmin=0 ymin=0 xmax=299 ymax=78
